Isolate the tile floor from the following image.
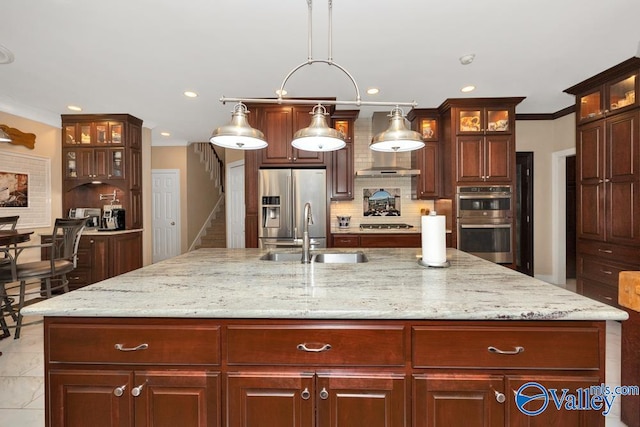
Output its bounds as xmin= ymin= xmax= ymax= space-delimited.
xmin=0 ymin=316 xmax=631 ymax=426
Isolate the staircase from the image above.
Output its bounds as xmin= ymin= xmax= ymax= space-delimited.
xmin=196 ymin=201 xmax=226 ymax=249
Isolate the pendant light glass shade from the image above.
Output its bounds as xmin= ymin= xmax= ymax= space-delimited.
xmin=291 ymin=105 xmax=345 ymax=152
xmin=210 ymin=103 xmax=267 ymax=150
xmin=370 ymin=107 xmax=425 ymax=152
xmin=0 ymin=128 xmax=11 ymax=142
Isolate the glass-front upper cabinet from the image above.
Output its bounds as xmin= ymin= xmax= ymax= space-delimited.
xmin=95 ymin=122 xmax=124 ymax=144
xmin=608 ymin=74 xmax=636 ymax=112
xmin=419 ymin=117 xmax=438 ymax=140
xmin=576 ymin=71 xmax=638 ymax=121
xmin=458 ymin=108 xmax=511 ymax=134
xmin=63 ymin=123 xmax=92 ymax=145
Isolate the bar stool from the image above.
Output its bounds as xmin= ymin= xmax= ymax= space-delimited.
xmin=0 ymin=215 xmax=19 ymax=340
xmin=0 ymin=218 xmax=85 ymax=339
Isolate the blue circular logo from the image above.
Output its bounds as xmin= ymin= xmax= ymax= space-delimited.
xmin=515 ymin=382 xmax=549 ymax=416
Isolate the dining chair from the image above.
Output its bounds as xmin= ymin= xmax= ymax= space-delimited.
xmin=0 ymin=215 xmax=19 ymax=339
xmin=0 ymin=218 xmax=85 ymax=339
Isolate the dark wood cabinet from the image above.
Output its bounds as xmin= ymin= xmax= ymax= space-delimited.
xmin=407 ymin=109 xmax=440 ymax=199
xmin=565 ymin=59 xmax=640 ymax=316
xmin=455 ymin=135 xmax=512 ymax=183
xmin=331 ymin=233 xmax=421 ymax=248
xmin=41 ymin=231 xmax=142 ymax=291
xmin=257 ymin=105 xmax=326 ymax=166
xmin=62 ymin=114 xmax=143 ymax=230
xmin=44 ymin=318 xmax=607 ymax=427
xmin=330 ymin=110 xmax=358 ymax=200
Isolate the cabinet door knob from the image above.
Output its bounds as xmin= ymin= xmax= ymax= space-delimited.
xmin=494 ymin=389 xmax=506 ymax=403
xmin=319 ymin=387 xmax=329 ymax=400
xmin=113 ymin=385 xmax=126 ymax=397
xmin=301 ymin=388 xmax=311 ymax=400
xmin=131 ymin=383 xmax=145 ymax=397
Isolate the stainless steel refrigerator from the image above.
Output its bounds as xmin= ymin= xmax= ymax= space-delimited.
xmin=258 ymin=169 xmax=327 ymax=248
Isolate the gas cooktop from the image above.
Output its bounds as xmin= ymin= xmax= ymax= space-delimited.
xmin=359 ymin=223 xmax=414 ymax=230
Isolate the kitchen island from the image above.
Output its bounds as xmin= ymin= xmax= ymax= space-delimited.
xmin=24 ymin=248 xmax=627 ymax=427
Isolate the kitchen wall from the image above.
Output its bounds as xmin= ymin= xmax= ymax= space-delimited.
xmin=0 ymin=111 xmax=62 ymax=263
xmin=329 ymin=118 xmax=434 ymax=229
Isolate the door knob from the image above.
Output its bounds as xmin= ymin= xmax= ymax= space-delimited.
xmin=171 ymin=221 xmax=175 ymax=225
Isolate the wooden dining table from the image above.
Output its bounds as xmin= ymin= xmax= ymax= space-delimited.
xmin=0 ymin=229 xmax=33 ymax=347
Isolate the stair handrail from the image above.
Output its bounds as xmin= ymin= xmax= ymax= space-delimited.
xmin=209 ymin=144 xmax=224 ymax=193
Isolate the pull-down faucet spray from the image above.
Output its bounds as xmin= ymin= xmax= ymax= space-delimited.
xmin=302 ymin=202 xmax=313 ymax=263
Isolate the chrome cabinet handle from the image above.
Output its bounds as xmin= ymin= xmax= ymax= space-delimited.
xmin=488 ymin=346 xmax=524 ymax=355
xmin=494 ymin=389 xmax=506 ymax=403
xmin=301 ymin=388 xmax=311 ymax=400
xmin=297 ymin=343 xmax=332 ymax=353
xmin=131 ymin=383 xmax=145 ymax=397
xmin=115 ymin=343 xmax=149 ymax=352
xmin=600 ymin=270 xmax=613 ymax=275
xmin=319 ymin=388 xmax=329 ymax=400
xmin=113 ymin=385 xmax=126 ymax=397
xmin=598 ymin=249 xmax=613 ymax=254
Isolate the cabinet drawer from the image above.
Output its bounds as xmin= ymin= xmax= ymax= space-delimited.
xmin=577 ymin=240 xmax=640 ymax=265
xmin=227 ymin=324 xmax=405 ymax=366
xmin=577 ymin=256 xmax=628 ymax=287
xmin=412 ymin=324 xmax=601 ymax=369
xmin=580 ymin=278 xmax=618 ymax=306
xmin=48 ymin=322 xmax=221 ymax=365
xmin=332 ymin=235 xmax=359 ymax=247
xmin=66 ymin=268 xmax=91 ymax=286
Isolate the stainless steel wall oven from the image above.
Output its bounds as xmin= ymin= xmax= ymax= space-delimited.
xmin=457 ymin=186 xmax=513 ymax=264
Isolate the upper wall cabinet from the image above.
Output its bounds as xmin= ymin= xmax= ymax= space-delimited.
xmin=61 ymin=114 xmax=143 ymax=229
xmin=250 ymin=104 xmax=329 ymax=167
xmin=456 ymin=107 xmax=513 ymax=134
xmin=565 ymin=58 xmax=640 ymax=123
xmin=330 ymin=110 xmax=359 ymax=201
xmin=407 ymin=108 xmax=441 ymax=199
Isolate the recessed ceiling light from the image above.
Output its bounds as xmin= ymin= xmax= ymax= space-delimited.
xmin=275 ymin=89 xmax=287 ymax=96
xmin=184 ymin=91 xmax=198 ymax=98
xmin=67 ymin=105 xmax=82 ymax=112
xmin=461 ymin=85 xmax=476 ymax=93
xmin=367 ymin=88 xmax=379 ymax=95
xmin=160 ymin=132 xmax=171 ymax=137
xmin=459 ymin=54 xmax=476 ymax=65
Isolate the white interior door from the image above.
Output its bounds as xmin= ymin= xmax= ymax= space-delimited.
xmin=226 ymin=160 xmax=245 ymax=248
xmin=152 ymin=169 xmax=180 ymax=263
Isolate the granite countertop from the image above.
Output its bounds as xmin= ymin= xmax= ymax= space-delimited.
xmin=39 ymin=229 xmax=143 ymax=236
xmin=23 ymin=248 xmax=627 ymax=321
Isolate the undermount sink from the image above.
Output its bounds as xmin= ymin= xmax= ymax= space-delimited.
xmin=260 ymin=252 xmax=368 ymax=263
xmin=259 ymin=252 xmax=303 ymax=262
xmin=313 ymin=252 xmax=368 ymax=264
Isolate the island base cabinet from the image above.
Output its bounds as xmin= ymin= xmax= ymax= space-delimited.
xmin=49 ymin=370 xmax=220 ymax=427
xmin=413 ymin=374 xmax=505 ymax=427
xmin=227 ymin=372 xmax=406 ymax=427
xmin=414 ymin=374 xmax=604 ymax=427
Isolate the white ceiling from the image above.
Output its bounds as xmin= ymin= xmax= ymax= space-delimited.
xmin=1 ymin=0 xmax=639 ymax=145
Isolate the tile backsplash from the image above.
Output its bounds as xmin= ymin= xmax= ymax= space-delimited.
xmin=330 ymin=117 xmax=434 ymax=229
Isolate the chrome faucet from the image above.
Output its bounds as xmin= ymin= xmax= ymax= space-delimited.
xmin=301 ymin=202 xmax=313 ymax=263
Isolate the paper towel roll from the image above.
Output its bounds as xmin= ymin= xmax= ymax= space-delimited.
xmin=421 ymin=212 xmax=447 ymax=265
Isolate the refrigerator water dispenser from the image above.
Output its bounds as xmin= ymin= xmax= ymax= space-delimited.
xmin=262 ymin=196 xmax=281 ymax=228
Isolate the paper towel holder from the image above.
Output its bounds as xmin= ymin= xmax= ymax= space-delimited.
xmin=418 ymin=258 xmax=450 ymax=268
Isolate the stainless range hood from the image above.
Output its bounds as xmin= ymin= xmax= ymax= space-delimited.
xmin=355 ymin=112 xmax=421 ymax=177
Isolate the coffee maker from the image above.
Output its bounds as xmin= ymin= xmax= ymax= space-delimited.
xmin=102 ymin=204 xmax=125 ymax=230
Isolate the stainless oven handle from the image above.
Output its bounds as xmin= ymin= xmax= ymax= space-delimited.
xmin=458 ymin=194 xmax=511 ymax=199
xmin=460 ymin=224 xmax=512 ymax=229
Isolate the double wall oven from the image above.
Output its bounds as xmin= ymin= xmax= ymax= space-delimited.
xmin=457 ymin=186 xmax=513 ymax=264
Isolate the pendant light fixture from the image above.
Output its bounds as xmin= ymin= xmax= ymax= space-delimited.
xmin=215 ymin=0 xmax=420 ymax=152
xmin=0 ymin=127 xmax=12 ymax=142
xmin=210 ymin=103 xmax=267 ymax=150
xmin=291 ymin=105 xmax=345 ymax=152
xmin=370 ymin=107 xmax=424 ymax=152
